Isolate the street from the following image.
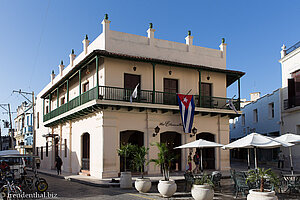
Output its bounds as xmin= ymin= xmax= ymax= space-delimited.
xmin=40 ymin=174 xmax=163 ymax=200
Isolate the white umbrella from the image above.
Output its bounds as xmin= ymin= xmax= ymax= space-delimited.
xmin=223 ymin=133 xmax=294 ymax=169
xmin=175 ymin=139 xmax=223 ymax=173
xmin=275 ymin=133 xmax=300 ymax=174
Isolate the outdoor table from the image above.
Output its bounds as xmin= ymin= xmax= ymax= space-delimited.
xmin=282 ymin=174 xmax=300 ymax=193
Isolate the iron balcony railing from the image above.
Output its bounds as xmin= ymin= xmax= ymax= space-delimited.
xmin=283 ymin=96 xmax=300 ymax=110
xmin=43 ymin=86 xmax=240 ymax=122
xmin=286 ymin=41 xmax=300 ymax=55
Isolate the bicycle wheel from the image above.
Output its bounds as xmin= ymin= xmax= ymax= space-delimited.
xmin=36 ymin=181 xmax=48 ymax=192
xmin=34 ymin=178 xmax=46 ymax=187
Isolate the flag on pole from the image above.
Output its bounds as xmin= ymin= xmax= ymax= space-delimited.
xmin=130 ymin=83 xmax=139 ymax=104
xmin=177 ymin=94 xmax=195 ymax=133
xmin=228 ymin=98 xmax=238 ymax=114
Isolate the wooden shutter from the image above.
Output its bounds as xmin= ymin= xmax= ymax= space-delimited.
xmin=288 ymin=78 xmax=295 ymax=107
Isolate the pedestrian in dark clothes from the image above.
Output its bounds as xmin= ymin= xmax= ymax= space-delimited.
xmin=55 ymin=156 xmax=63 ymax=175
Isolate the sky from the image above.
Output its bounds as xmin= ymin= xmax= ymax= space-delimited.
xmin=0 ymin=0 xmax=300 ymax=133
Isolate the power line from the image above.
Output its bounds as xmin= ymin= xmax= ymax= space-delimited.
xmin=28 ymin=0 xmax=51 ymax=88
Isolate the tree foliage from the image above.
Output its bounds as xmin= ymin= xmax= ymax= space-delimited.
xmin=246 ymin=168 xmax=279 ymax=192
xmin=149 ymin=142 xmax=175 ymax=181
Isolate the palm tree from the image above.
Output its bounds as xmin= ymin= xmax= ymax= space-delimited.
xmin=132 ymin=146 xmax=149 ymax=178
xmin=246 ymin=168 xmax=279 ymax=192
xmin=150 ymin=142 xmax=176 ymax=181
xmin=117 ymin=143 xmax=135 ymax=172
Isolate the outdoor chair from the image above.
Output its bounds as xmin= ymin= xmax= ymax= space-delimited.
xmin=234 ymin=172 xmax=249 ymax=198
xmin=184 ymin=172 xmax=194 ymax=192
xmin=211 ymin=171 xmax=222 ymax=192
xmin=230 ymin=169 xmax=236 ymax=190
xmin=285 ymin=175 xmax=300 ymax=193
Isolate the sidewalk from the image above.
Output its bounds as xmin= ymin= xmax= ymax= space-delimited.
xmin=37 ymin=161 xmax=297 ymax=188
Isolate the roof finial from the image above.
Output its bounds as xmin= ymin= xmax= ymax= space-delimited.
xmin=85 ymin=34 xmax=88 ymax=40
xmin=222 ymin=38 xmax=225 ymax=44
xmin=149 ymin=23 xmax=153 ymax=29
xmin=60 ymin=60 xmax=63 ymax=65
xmin=52 ymin=70 xmax=55 ymax=74
xmin=188 ymin=30 xmax=191 ymax=36
xmin=104 ymin=14 xmax=108 ymax=20
xmin=71 ymin=49 xmax=74 ymax=54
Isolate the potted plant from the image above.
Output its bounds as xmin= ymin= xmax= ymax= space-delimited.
xmin=246 ymin=168 xmax=279 ymax=200
xmin=117 ymin=143 xmax=134 ymax=188
xmin=150 ymin=142 xmax=177 ymax=198
xmin=191 ymin=174 xmax=214 ymax=200
xmin=132 ymin=146 xmax=152 ymax=193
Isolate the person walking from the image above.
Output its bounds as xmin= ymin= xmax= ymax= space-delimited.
xmin=193 ymin=152 xmax=200 ymax=173
xmin=55 ymin=156 xmax=63 ymax=175
xmin=278 ymin=151 xmax=285 ymax=169
xmin=36 ymin=157 xmax=41 ymax=169
xmin=187 ymin=152 xmax=192 ymax=172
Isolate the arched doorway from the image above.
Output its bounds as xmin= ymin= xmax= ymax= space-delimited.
xmin=120 ymin=130 xmax=144 ymax=172
xmin=81 ymin=133 xmax=90 ymax=170
xmin=160 ymin=132 xmax=181 ymax=171
xmin=196 ymin=132 xmax=215 ymax=169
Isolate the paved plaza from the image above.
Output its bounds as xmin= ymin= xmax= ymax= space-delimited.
xmin=39 ymin=172 xmax=300 ymax=200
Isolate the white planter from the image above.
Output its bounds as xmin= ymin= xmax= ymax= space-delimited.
xmin=191 ymin=184 xmax=214 ymax=200
xmin=247 ymin=189 xmax=278 ymax=200
xmin=157 ymin=179 xmax=177 ymax=198
xmin=134 ymin=178 xmax=152 ymax=193
xmin=120 ymin=172 xmax=132 ymax=189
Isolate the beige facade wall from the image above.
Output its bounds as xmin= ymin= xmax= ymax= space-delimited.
xmin=36 ymin=107 xmax=230 ymax=178
xmin=104 ymin=58 xmax=227 ymax=97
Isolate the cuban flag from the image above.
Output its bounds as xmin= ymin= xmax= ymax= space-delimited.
xmin=177 ymin=94 xmax=195 ymax=133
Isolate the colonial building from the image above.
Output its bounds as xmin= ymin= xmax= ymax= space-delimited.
xmin=279 ymin=42 xmax=300 ymax=170
xmin=14 ymin=101 xmax=33 ymax=155
xmin=35 ymin=15 xmax=244 ymax=178
xmin=230 ymin=90 xmax=281 ymax=162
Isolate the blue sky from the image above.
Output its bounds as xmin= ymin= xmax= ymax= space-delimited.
xmin=0 ymin=0 xmax=300 ymax=132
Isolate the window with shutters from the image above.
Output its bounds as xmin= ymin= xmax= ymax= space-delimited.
xmin=268 ymin=103 xmax=274 ymax=119
xmin=64 ymin=139 xmax=67 ymax=157
xmin=253 ymin=109 xmax=258 ymax=123
xmin=41 ymin=147 xmax=43 ymax=160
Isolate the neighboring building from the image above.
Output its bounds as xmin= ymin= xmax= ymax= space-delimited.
xmin=14 ymin=101 xmax=33 ymax=155
xmin=35 ymin=16 xmax=244 ymax=178
xmin=1 ymin=136 xmax=12 ymax=150
xmin=279 ymin=42 xmax=300 ymax=170
xmin=230 ymin=90 xmax=281 ymax=162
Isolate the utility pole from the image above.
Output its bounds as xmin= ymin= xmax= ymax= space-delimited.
xmin=0 ymin=104 xmax=15 ymax=150
xmin=13 ymin=90 xmax=35 ymax=156
xmin=0 ymin=124 xmax=2 ymax=151
xmin=8 ymin=104 xmax=14 ymax=150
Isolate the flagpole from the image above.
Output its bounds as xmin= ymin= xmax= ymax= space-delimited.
xmin=247 ymin=148 xmax=250 ymax=170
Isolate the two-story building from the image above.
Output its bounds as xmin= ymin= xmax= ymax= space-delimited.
xmin=14 ymin=101 xmax=33 ymax=154
xmin=279 ymin=42 xmax=300 ymax=170
xmin=35 ymin=15 xmax=244 ymax=178
xmin=230 ymin=90 xmax=281 ymax=163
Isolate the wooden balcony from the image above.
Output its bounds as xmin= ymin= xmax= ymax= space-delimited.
xmin=43 ymin=86 xmax=240 ymax=123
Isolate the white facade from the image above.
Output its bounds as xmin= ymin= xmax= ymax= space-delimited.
xmin=279 ymin=42 xmax=300 ymax=170
xmin=35 ymin=16 xmax=244 ymax=178
xmin=14 ymin=101 xmax=33 ymax=154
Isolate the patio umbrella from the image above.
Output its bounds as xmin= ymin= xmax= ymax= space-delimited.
xmin=223 ymin=133 xmax=294 ymax=169
xmin=175 ymin=139 xmax=223 ymax=173
xmin=275 ymin=133 xmax=300 ymax=174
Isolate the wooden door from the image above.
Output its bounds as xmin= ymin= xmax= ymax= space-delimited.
xmin=201 ymin=83 xmax=212 ymax=108
xmin=124 ymin=74 xmax=141 ymax=101
xmin=163 ymin=78 xmax=178 ymax=105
